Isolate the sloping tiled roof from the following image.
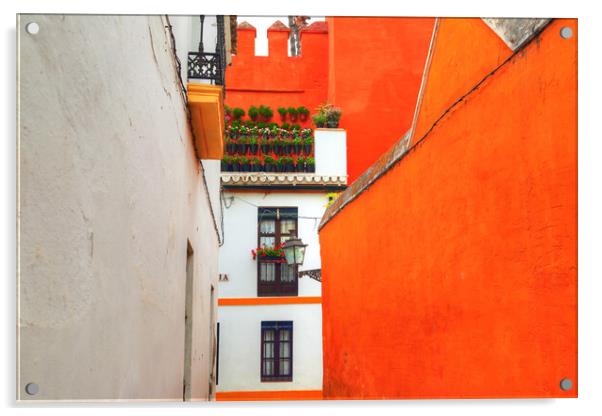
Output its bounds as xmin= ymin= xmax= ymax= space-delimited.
xmin=319 ymin=131 xmax=412 ymax=230
xmin=268 ymin=20 xmax=290 ymax=32
xmin=300 ymin=21 xmax=328 ymax=33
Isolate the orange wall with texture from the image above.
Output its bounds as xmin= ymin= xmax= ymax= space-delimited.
xmin=410 ymin=18 xmax=513 ymax=145
xmin=319 ymin=18 xmax=577 ymax=399
xmin=225 ymin=22 xmax=328 ymax=128
xmin=327 ymin=17 xmax=435 ymax=182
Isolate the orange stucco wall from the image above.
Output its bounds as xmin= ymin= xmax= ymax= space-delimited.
xmin=410 ymin=18 xmax=513 ymax=145
xmin=327 ymin=17 xmax=435 ymax=182
xmin=319 ymin=18 xmax=577 ymax=399
xmin=225 ymin=23 xmax=328 ymax=127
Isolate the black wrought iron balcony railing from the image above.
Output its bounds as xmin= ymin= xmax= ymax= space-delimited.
xmin=187 ymin=52 xmax=224 ymax=85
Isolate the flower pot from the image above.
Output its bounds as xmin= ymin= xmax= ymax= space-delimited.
xmin=261 ymin=144 xmax=271 ymax=154
xmin=307 ymin=164 xmax=315 ymax=173
xmin=232 ymin=164 xmax=240 ymax=172
xmin=260 ymin=255 xmax=284 ymax=262
xmin=303 ymin=144 xmax=312 ymax=154
xmin=326 ymin=121 xmax=339 ymax=128
xmin=237 ymin=143 xmax=247 ymax=154
xmin=294 ymin=144 xmax=302 ymax=154
xmin=220 ymin=161 xmax=227 ymax=171
xmin=241 ymin=163 xmax=249 ymax=171
xmin=250 ymin=144 xmax=258 ymax=154
xmin=265 ymin=164 xmax=274 ymax=172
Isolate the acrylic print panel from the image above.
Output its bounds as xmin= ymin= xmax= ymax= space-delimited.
xmin=17 ymin=14 xmax=577 ymax=402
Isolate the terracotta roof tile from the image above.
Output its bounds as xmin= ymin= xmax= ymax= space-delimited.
xmin=268 ymin=20 xmax=291 ymax=32
xmin=237 ymin=21 xmax=257 ymax=31
xmin=319 ymin=130 xmax=412 ymax=230
xmin=300 ymin=21 xmax=328 ymax=33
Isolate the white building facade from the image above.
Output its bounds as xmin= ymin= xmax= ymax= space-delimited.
xmin=18 ymin=15 xmax=227 ymax=401
xmin=216 ymin=130 xmax=347 ymax=401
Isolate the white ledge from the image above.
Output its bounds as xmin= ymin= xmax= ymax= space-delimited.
xmin=221 ymin=172 xmax=348 ymax=188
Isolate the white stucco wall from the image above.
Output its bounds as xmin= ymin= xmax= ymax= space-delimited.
xmin=218 ymin=191 xmax=328 ymax=298
xmin=216 ymin=190 xmax=325 ymax=393
xmin=217 ymin=304 xmax=323 ymax=392
xmin=18 ymin=15 xmax=220 ymax=401
xmin=314 ymin=129 xmax=347 ymax=177
xmin=169 ymin=15 xmax=220 ymax=85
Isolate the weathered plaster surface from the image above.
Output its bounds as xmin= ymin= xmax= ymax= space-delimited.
xmin=18 ymin=15 xmax=219 ymax=401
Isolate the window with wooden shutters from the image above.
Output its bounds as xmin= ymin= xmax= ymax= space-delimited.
xmin=261 ymin=321 xmax=293 ymax=382
xmin=257 ymin=208 xmax=298 ymax=296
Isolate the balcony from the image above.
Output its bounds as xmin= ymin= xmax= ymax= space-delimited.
xmin=221 ymin=128 xmax=348 ymax=190
xmin=187 ymin=52 xmax=224 ymax=85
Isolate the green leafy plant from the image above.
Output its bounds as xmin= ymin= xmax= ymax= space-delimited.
xmin=296 ymin=155 xmax=306 ymax=171
xmin=287 ymin=107 xmax=298 ymax=122
xmin=248 ymin=106 xmax=259 ymax=121
xmin=325 ymin=107 xmax=342 ymax=128
xmin=232 ymin=107 xmax=245 ymax=120
xmin=297 ymin=106 xmax=309 ymax=121
xmin=258 ymin=105 xmax=273 ymax=122
xmin=221 ymin=155 xmax=232 ymax=170
xmin=306 ymin=157 xmax=315 ymax=173
xmin=325 ymin=192 xmax=340 ymax=207
xmin=231 ymin=155 xmax=241 ymax=171
xmin=291 ymin=124 xmax=301 ymax=131
xmin=313 ymin=103 xmax=342 ymax=128
xmin=312 ymin=113 xmax=327 ymax=128
xmin=278 ymin=107 xmax=287 ymax=121
xmin=281 ymin=122 xmax=290 ymax=131
xmin=302 ymin=136 xmax=313 ymax=155
xmin=270 ymin=126 xmax=279 ymax=138
xmin=251 ymin=242 xmax=286 ymax=260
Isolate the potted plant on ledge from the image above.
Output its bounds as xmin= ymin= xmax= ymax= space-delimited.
xmin=312 ymin=103 xmax=343 ymax=128
xmin=297 ymin=106 xmax=309 ymax=122
xmin=312 ymin=113 xmax=326 ymax=128
xmin=252 ymin=242 xmax=286 ymax=262
xmin=303 ymin=137 xmax=313 ymax=154
xmin=264 ymin=155 xmax=275 ymax=172
xmin=296 ymin=156 xmax=306 ymax=172
xmin=278 ymin=107 xmax=287 ymax=122
xmin=306 ymin=156 xmax=315 ymax=173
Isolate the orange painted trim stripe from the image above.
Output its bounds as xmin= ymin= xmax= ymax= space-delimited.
xmin=218 ymin=296 xmax=321 ymax=306
xmin=216 ymin=390 xmax=323 ymax=401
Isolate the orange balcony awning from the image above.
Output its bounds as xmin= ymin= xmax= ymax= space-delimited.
xmin=187 ymin=83 xmax=224 ymax=160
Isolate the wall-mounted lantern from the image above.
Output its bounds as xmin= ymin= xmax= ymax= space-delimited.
xmin=282 ymin=238 xmax=307 ymax=266
xmin=283 ymin=237 xmax=321 ymax=282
